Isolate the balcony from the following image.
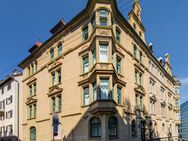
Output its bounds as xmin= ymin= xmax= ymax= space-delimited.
xmin=89 ymin=100 xmax=117 ymax=115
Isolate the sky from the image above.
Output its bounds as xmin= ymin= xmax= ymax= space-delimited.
xmin=0 ymin=0 xmax=187 ymax=103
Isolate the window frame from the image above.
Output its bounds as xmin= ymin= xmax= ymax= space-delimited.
xmin=99 ymin=9 xmax=108 ymax=26
xmin=108 ymin=117 xmax=118 ymax=138
xmin=90 ymin=117 xmax=102 ymax=138
xmin=82 ymin=26 xmax=89 ymax=41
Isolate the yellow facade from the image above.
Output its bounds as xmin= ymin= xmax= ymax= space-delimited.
xmin=19 ymin=0 xmax=181 ymax=141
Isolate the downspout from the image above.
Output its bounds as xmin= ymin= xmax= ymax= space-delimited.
xmin=13 ymin=78 xmax=20 ymax=141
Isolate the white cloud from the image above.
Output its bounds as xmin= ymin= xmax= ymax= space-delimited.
xmin=180 ymin=77 xmax=188 ymax=85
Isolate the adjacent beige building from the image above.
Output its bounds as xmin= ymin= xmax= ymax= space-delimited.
xmin=19 ymin=0 xmax=181 ymax=141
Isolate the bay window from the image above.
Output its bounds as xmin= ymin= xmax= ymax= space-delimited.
xmin=100 ymin=78 xmax=109 ymax=100
xmin=83 ymin=86 xmax=89 ymax=106
xmin=92 ymin=48 xmax=96 ymax=65
xmin=99 ymin=9 xmax=108 ymax=26
xmin=83 ymin=56 xmax=89 ymax=73
xmin=99 ymin=43 xmax=108 ymax=63
xmin=93 ymin=82 xmax=97 ymax=101
xmin=116 ymin=56 xmax=121 ymax=74
xmin=117 ymin=86 xmax=122 ymax=104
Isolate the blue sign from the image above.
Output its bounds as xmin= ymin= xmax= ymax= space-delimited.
xmin=53 ymin=113 xmax=59 ymax=136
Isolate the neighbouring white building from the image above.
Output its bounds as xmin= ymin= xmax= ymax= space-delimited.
xmin=0 ymin=70 xmax=23 ymax=141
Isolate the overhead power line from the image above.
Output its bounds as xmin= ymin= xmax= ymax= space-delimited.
xmin=0 ymin=0 xmax=135 ymax=78
xmin=154 ymin=0 xmax=181 ymax=44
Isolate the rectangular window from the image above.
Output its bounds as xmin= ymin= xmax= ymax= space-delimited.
xmin=29 ymin=105 xmax=32 ymax=119
xmin=150 ymin=80 xmax=155 ymax=95
xmin=92 ymin=48 xmax=96 ymax=65
xmin=1 ymin=87 xmax=4 ymax=94
xmin=100 ymin=78 xmax=109 ymax=100
xmin=116 ymin=57 xmax=121 ymax=74
xmin=58 ymin=69 xmax=61 ymax=84
xmin=136 ymin=95 xmax=139 ymax=109
xmin=117 ymin=86 xmax=122 ymax=104
xmin=134 ymin=46 xmax=137 ymax=58
xmin=58 ymin=95 xmax=62 ymax=112
xmin=52 ymin=97 xmax=56 ymax=113
xmin=93 ymin=82 xmax=97 ymax=101
xmin=83 ymin=56 xmax=89 ymax=73
xmin=139 ymin=73 xmax=142 ymax=86
xmin=50 ymin=48 xmax=54 ymax=61
xmin=35 ymin=62 xmax=38 ymax=72
xmin=58 ymin=44 xmax=62 ymax=56
xmin=140 ymin=97 xmax=143 ymax=110
xmin=135 ymin=70 xmax=139 ymax=84
xmin=82 ymin=26 xmax=88 ymax=41
xmin=7 ymin=83 xmax=11 ymax=91
xmin=33 ymin=82 xmax=36 ymax=96
xmin=140 ymin=51 xmax=143 ymax=64
xmin=31 ymin=64 xmax=34 ymax=74
xmin=51 ymin=72 xmax=55 ymax=86
xmin=6 ymin=96 xmax=12 ymax=105
xmin=33 ymin=104 xmax=36 ymax=118
xmin=29 ymin=85 xmax=32 ymax=97
xmin=99 ymin=43 xmax=108 ymax=63
xmin=91 ymin=14 xmax=96 ymax=29
xmin=116 ymin=29 xmax=121 ymax=43
xmin=6 ymin=110 xmax=12 ymax=119
xmin=99 ymin=10 xmax=108 ymax=26
xmin=83 ymin=87 xmax=89 ymax=106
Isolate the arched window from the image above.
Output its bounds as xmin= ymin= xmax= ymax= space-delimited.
xmin=108 ymin=117 xmax=117 ymax=137
xmin=30 ymin=127 xmax=36 ymax=141
xmin=99 ymin=9 xmax=108 ymax=26
xmin=90 ymin=117 xmax=101 ymax=138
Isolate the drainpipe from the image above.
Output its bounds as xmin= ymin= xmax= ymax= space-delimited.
xmin=13 ymin=77 xmax=20 ymax=141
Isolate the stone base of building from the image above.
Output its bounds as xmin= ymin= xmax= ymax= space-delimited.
xmin=0 ymin=136 xmax=18 ymax=141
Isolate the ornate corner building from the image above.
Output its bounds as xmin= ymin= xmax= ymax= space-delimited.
xmin=18 ymin=0 xmax=181 ymax=141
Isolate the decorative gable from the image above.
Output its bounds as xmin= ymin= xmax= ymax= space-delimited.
xmin=134 ymin=85 xmax=146 ymax=95
xmin=47 ymin=85 xmax=63 ymax=97
xmin=26 ymin=97 xmax=37 ymax=105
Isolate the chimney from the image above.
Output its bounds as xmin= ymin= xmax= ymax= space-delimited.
xmin=50 ymin=19 xmax=65 ymax=35
xmin=148 ymin=42 xmax=153 ymax=53
xmin=29 ymin=41 xmax=42 ymax=53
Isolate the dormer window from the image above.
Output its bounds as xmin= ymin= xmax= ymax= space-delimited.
xmin=99 ymin=9 xmax=108 ymax=26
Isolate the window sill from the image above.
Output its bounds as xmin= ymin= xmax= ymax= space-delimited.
xmin=28 ymin=117 xmax=36 ymax=120
xmin=89 ymin=137 xmax=101 ymax=140
xmin=109 ymin=136 xmax=119 ymax=140
xmin=49 ymin=111 xmax=61 ymax=115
